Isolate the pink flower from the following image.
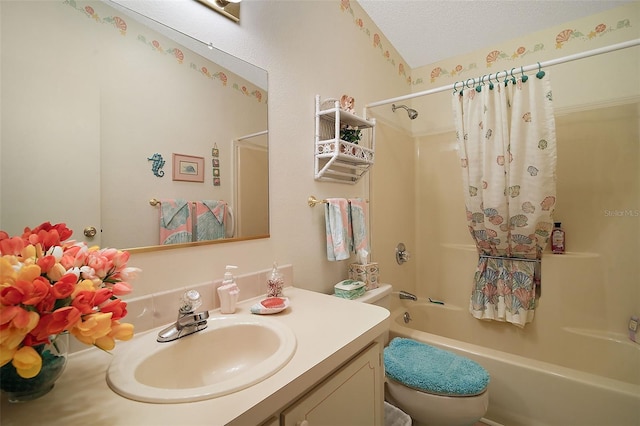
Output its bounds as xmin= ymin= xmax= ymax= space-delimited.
xmin=111 ymin=281 xmax=133 ymax=296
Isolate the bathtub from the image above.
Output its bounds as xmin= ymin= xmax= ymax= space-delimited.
xmin=389 ymin=296 xmax=640 ymax=426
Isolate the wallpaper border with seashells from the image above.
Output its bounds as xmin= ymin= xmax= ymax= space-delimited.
xmin=339 ymin=0 xmax=635 ymax=88
xmin=339 ymin=0 xmax=411 ymax=85
xmin=63 ymin=0 xmax=266 ymax=104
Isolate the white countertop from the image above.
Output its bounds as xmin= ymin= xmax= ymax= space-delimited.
xmin=1 ymin=287 xmax=389 ymax=426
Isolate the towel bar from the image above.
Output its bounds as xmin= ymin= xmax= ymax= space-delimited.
xmin=307 ymin=195 xmax=369 ymax=207
xmin=149 ymin=199 xmax=206 ymax=207
xmin=307 ymin=196 xmax=327 ymax=207
xmin=479 ymin=254 xmax=540 ymax=263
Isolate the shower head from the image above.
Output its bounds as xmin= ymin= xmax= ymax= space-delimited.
xmin=392 ymin=104 xmax=418 ymax=120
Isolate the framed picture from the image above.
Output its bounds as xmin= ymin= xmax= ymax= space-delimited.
xmin=213 ymin=177 xmax=221 ymax=186
xmin=172 ymin=153 xmax=204 ymax=182
xmin=212 ymin=158 xmax=220 ymax=167
xmin=213 ymin=168 xmax=220 ymax=177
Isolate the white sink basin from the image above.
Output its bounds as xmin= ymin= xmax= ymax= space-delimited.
xmin=106 ymin=315 xmax=297 ymax=403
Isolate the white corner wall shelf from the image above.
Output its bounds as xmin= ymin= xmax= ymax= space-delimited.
xmin=315 ymin=95 xmax=376 ymax=184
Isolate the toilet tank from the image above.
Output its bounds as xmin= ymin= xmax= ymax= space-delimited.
xmin=355 ymin=284 xmax=393 ymax=309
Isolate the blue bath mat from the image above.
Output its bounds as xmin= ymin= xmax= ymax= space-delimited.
xmin=384 ymin=337 xmax=490 ymax=396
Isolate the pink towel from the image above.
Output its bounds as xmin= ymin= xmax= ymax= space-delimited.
xmin=159 ymin=199 xmax=193 ymax=244
xmin=194 ymin=200 xmax=227 ymax=241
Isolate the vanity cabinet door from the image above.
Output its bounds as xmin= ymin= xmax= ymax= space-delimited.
xmin=281 ymin=342 xmax=383 ymax=426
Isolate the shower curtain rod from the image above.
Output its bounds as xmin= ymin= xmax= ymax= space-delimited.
xmin=366 ymin=38 xmax=640 ymax=109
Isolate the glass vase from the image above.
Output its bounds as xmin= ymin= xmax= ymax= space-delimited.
xmin=0 ymin=333 xmax=69 ymax=403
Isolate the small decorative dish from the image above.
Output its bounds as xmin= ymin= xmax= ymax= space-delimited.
xmin=250 ymin=297 xmax=290 ymax=315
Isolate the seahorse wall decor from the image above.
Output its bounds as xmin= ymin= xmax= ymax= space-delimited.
xmin=147 ymin=153 xmax=166 ymax=177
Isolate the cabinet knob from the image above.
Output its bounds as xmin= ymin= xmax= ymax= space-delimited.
xmin=83 ymin=226 xmax=97 ymax=238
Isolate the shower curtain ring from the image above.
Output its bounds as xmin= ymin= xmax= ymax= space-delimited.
xmin=488 ymin=73 xmax=495 ymax=90
xmin=510 ymin=67 xmax=517 ymax=84
xmin=453 ymin=81 xmax=458 ymax=93
xmin=536 ymin=62 xmax=546 ymax=79
xmin=520 ymin=66 xmax=529 ymax=82
xmin=465 ymin=78 xmax=475 ymax=89
xmin=476 ymin=75 xmax=484 ymax=93
xmin=502 ymin=70 xmax=509 ymax=86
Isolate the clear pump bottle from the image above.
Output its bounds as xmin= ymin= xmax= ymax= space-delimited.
xmin=217 ymin=265 xmax=239 ymax=313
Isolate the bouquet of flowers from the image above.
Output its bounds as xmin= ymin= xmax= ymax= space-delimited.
xmin=0 ymin=222 xmax=140 ymax=379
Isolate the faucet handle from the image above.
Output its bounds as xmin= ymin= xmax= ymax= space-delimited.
xmin=180 ymin=290 xmax=202 ymax=313
xmin=396 ymin=243 xmax=410 ymax=265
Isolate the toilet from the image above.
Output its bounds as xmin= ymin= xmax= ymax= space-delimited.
xmin=354 ymin=284 xmax=490 ymax=426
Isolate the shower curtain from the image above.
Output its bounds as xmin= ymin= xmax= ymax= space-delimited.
xmin=452 ymin=74 xmax=557 ymax=327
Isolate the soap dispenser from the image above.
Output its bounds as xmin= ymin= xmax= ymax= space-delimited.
xmin=267 ymin=262 xmax=284 ymax=297
xmin=218 ymin=265 xmax=239 ymax=314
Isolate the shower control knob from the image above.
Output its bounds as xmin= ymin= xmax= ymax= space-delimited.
xmin=396 ymin=242 xmax=410 ymax=265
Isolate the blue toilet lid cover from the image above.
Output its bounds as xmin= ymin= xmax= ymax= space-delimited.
xmin=384 ymin=337 xmax=490 ymax=396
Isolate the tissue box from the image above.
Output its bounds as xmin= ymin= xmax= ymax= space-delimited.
xmin=348 ymin=262 xmax=379 ymax=290
xmin=334 ymin=280 xmax=366 ymax=300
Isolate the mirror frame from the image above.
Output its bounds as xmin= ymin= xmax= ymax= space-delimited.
xmin=128 ymin=233 xmax=269 ymax=254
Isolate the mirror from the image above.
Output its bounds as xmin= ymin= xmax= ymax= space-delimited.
xmin=0 ymin=0 xmax=269 ymax=251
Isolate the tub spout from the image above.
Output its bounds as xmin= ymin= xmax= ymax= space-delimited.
xmin=399 ymin=290 xmax=417 ymax=301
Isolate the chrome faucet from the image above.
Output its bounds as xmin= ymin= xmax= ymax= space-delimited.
xmin=157 ymin=290 xmax=210 ymax=343
xmin=399 ymin=290 xmax=417 ymax=301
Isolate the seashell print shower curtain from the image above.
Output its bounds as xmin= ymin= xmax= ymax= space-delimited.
xmin=452 ymin=74 xmax=557 ymax=328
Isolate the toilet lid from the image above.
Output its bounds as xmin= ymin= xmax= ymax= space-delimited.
xmin=384 ymin=337 xmax=490 ymax=397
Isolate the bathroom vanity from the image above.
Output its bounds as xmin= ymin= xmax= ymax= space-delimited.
xmin=0 ymin=288 xmax=389 ymax=425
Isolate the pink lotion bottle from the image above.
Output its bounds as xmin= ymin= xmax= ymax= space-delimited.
xmin=551 ymin=222 xmax=566 ymax=254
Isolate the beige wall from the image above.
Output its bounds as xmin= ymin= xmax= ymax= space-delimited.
xmin=236 ymin=143 xmax=269 ymax=236
xmin=109 ymin=0 xmax=412 ymax=296
xmin=2 ymin=0 xmax=637 ymax=321
xmin=1 ymin=0 xmax=266 ymax=249
xmin=369 ymin=121 xmax=416 ymax=293
xmin=408 ymin=2 xmax=640 ymax=136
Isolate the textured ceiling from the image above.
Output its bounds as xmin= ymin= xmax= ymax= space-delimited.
xmin=358 ymin=0 xmax=632 ymax=69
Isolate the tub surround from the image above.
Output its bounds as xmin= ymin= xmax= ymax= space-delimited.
xmin=389 ymin=296 xmax=640 ymax=426
xmin=1 ymin=286 xmax=390 ymax=425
